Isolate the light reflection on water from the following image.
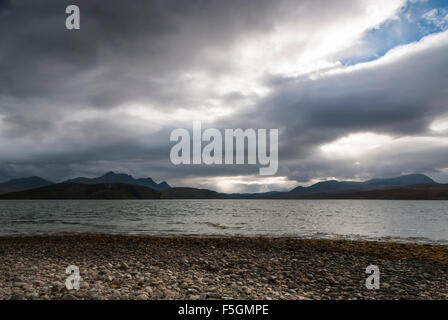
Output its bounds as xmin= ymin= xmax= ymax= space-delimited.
xmin=0 ymin=199 xmax=447 ymax=244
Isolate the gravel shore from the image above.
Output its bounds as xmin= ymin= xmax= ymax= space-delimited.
xmin=0 ymin=234 xmax=447 ymax=300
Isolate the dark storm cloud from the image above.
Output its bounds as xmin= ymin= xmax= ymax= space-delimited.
xmin=0 ymin=0 xmax=338 ymax=180
xmin=0 ymin=0 xmax=10 ymax=12
xmin=0 ymin=0 xmax=375 ymax=108
xmin=0 ymin=0 xmax=285 ymax=105
xmin=0 ymin=0 xmax=306 ymax=148
xmin=1 ymin=0 xmax=448 ymax=189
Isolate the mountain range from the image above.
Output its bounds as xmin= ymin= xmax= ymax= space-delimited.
xmin=0 ymin=172 xmax=170 ymax=195
xmin=288 ymin=173 xmax=435 ymax=196
xmin=0 ymin=172 xmax=445 ymax=200
xmin=65 ymin=171 xmax=170 ymax=191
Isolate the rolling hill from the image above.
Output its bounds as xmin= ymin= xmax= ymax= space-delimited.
xmin=0 ymin=183 xmax=225 ymax=200
xmin=291 ymin=184 xmax=448 ymax=200
xmin=0 ymin=177 xmax=54 ymax=194
xmin=161 ymin=187 xmax=229 ymax=199
xmin=0 ymin=183 xmax=162 ymax=200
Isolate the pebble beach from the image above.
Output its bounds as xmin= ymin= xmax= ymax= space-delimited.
xmin=0 ymin=234 xmax=447 ymax=300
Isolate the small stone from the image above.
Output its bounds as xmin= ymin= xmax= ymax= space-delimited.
xmin=144 ymin=287 xmax=153 ymax=294
xmin=136 ymin=293 xmax=148 ymax=300
xmin=206 ymin=293 xmax=222 ymax=299
xmin=164 ymin=289 xmax=176 ymax=299
xmin=119 ymin=263 xmax=129 ymax=270
xmin=62 ymin=294 xmax=79 ymax=300
xmin=12 ymin=282 xmax=27 ymax=288
xmin=11 ymin=292 xmax=24 ymax=300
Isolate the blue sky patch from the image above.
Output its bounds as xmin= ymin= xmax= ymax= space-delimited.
xmin=342 ymin=0 xmax=448 ymax=65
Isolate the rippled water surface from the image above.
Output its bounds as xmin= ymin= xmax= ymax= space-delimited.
xmin=0 ymin=200 xmax=447 ymax=243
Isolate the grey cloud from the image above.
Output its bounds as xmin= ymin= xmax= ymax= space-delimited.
xmin=1 ymin=0 xmax=448 ymax=190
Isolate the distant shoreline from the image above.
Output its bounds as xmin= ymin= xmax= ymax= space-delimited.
xmin=0 ymin=232 xmax=447 ymax=246
xmin=1 ymin=173 xmax=447 ymax=200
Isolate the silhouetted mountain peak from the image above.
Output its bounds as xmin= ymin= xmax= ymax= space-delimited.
xmin=158 ymin=181 xmax=170 ymax=189
xmin=65 ymin=172 xmax=171 ymax=191
xmin=135 ymin=177 xmax=156 ymax=183
xmin=102 ymin=171 xmax=132 ymax=178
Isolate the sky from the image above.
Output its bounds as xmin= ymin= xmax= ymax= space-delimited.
xmin=0 ymin=0 xmax=448 ymax=193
